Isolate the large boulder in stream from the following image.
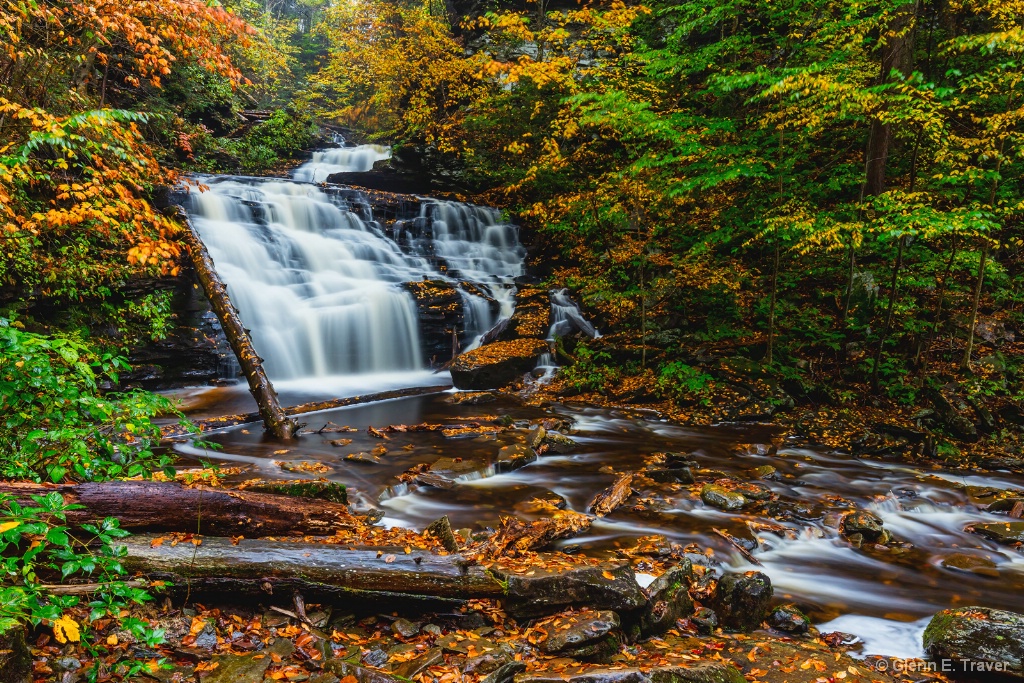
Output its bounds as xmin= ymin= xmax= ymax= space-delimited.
xmin=712 ymin=571 xmax=773 ymax=632
xmin=923 ymin=606 xmax=1024 ymax=678
xmin=451 ymin=338 xmax=549 ymax=390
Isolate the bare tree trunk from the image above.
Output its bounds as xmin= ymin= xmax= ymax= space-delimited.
xmin=872 ymin=235 xmax=906 ymax=388
xmin=961 ymin=245 xmax=988 ymax=370
xmin=171 ymin=207 xmax=298 ymax=439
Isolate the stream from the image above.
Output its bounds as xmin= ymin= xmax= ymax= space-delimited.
xmin=169 ymin=145 xmax=1024 ymax=663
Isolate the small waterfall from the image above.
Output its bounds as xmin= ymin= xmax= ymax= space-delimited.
xmin=531 ymin=289 xmax=601 ymax=381
xmin=292 ymin=144 xmax=391 ymax=183
xmin=184 ymin=146 xmax=527 ymax=382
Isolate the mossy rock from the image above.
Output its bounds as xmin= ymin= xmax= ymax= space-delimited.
xmin=923 ymin=606 xmax=1024 ymax=678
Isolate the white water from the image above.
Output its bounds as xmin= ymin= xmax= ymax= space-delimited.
xmin=292 ymin=144 xmax=392 ymax=183
xmin=184 ymin=146 xmax=527 ymax=382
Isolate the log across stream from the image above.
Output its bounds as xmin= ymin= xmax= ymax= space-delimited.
xmin=165 ymin=384 xmax=1024 ymax=660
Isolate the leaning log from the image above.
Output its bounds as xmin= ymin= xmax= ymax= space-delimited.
xmin=0 ymin=481 xmax=358 ymax=537
xmin=588 ymin=473 xmax=635 ymax=517
xmin=170 ymin=206 xmax=298 ymax=439
xmin=120 ymin=535 xmax=648 ymax=617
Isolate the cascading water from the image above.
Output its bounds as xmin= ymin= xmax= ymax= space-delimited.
xmin=292 ymin=144 xmax=391 ymax=183
xmin=183 ymin=145 xmax=527 ymax=383
xmin=534 ymin=288 xmax=600 ymax=380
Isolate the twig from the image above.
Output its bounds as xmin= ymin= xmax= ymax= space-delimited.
xmin=41 ymin=579 xmax=149 ymax=596
xmin=716 ymin=528 xmax=765 ymax=565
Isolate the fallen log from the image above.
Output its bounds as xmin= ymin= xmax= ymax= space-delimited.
xmin=161 ymin=385 xmax=451 ymax=439
xmin=171 ymin=206 xmax=298 ymax=440
xmin=588 ymin=473 xmax=635 ymax=517
xmin=484 ymin=507 xmax=593 ymax=557
xmin=0 ymin=481 xmax=358 ymax=537
xmin=121 ymin=534 xmax=648 ymax=617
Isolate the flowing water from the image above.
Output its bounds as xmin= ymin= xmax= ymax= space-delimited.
xmin=174 ymin=146 xmax=1024 ymax=661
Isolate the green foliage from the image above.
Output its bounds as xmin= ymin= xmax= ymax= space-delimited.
xmin=560 ymin=344 xmax=619 ymax=393
xmin=0 ymin=491 xmax=164 ymax=680
xmin=0 ymin=319 xmax=177 ymax=483
xmin=656 ymin=361 xmax=714 ymax=405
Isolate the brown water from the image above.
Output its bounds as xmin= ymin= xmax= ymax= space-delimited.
xmin=166 ymin=382 xmax=1024 ymax=660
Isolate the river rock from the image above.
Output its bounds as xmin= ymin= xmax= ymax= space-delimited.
xmin=391 ymin=618 xmax=420 ymax=638
xmin=941 ymin=553 xmax=1000 ymax=578
xmin=985 ymin=498 xmax=1024 ymax=513
xmin=690 ymin=607 xmax=718 ymax=635
xmin=700 ymin=484 xmax=747 ymax=511
xmin=540 ymin=610 xmax=621 ymax=660
xmin=393 ymin=648 xmax=443 ymax=679
xmin=484 ymin=661 xmax=527 ymax=683
xmin=496 ymin=444 xmax=537 ymax=472
xmin=324 ymin=661 xmax=402 ymax=683
xmin=968 ymin=521 xmax=1024 ymax=546
xmin=528 ymin=425 xmax=547 ymax=449
xmin=923 ymin=606 xmax=1024 ymax=678
xmin=768 ymin=604 xmax=810 ymax=634
xmin=464 ymin=650 xmax=512 ymax=675
xmin=751 ymin=465 xmax=778 ymax=480
xmin=713 ymin=571 xmax=773 ymax=632
xmin=451 ymin=339 xmax=550 ymax=390
xmin=644 ymin=467 xmax=695 ymax=484
xmin=497 ymin=562 xmax=646 ymax=618
xmin=346 ymin=452 xmax=381 ymax=465
xmin=542 ymin=431 xmax=578 ymax=454
xmin=205 ymin=637 xmax=294 ymax=683
xmin=641 ymin=561 xmax=695 ymax=636
xmin=841 ymin=511 xmax=891 ymax=543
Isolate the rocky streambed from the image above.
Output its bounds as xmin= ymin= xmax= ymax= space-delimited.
xmin=151 ymin=382 xmax=1024 ymax=680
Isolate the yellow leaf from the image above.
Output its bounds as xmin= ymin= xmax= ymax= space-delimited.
xmin=107 ymin=633 xmax=119 ymax=646
xmin=0 ymin=521 xmax=20 ymax=533
xmin=53 ymin=615 xmax=81 ymax=644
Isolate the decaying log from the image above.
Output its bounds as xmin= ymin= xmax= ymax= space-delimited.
xmin=485 ymin=508 xmax=593 ymax=557
xmin=121 ymin=534 xmax=648 ymax=617
xmin=0 ymin=481 xmax=358 ymax=537
xmin=588 ymin=473 xmax=635 ymax=517
xmin=161 ymin=385 xmax=451 ymax=439
xmin=170 ymin=206 xmax=298 ymax=440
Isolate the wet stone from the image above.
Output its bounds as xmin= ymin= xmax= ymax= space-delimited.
xmin=768 ymin=604 xmax=810 ymax=634
xmin=986 ymin=497 xmax=1024 ymax=513
xmin=644 ymin=467 xmax=695 ymax=484
xmin=924 ymin=606 xmax=1024 ymax=678
xmin=496 ymin=444 xmax=537 ymax=473
xmin=484 ymin=661 xmax=527 ymax=683
xmin=346 ymin=452 xmax=382 ymax=465
xmin=968 ymin=521 xmax=1024 ymax=546
xmin=700 ymin=484 xmax=746 ymax=511
xmin=542 ymin=431 xmax=578 ymax=454
xmin=463 ymin=650 xmax=512 ymax=675
xmin=751 ymin=465 xmax=777 ymax=480
xmin=515 ymin=664 xmax=744 ymax=683
xmin=361 ymin=647 xmax=389 ymax=668
xmin=841 ymin=511 xmax=890 ymax=543
xmin=194 ymin=623 xmax=218 ymax=649
xmin=641 ymin=561 xmax=695 ymax=636
xmin=391 ymin=618 xmax=420 ymax=639
xmin=527 ymin=425 xmax=547 ymax=449
xmin=393 ymin=648 xmax=443 ymax=679
xmin=713 ymin=571 xmax=773 ymax=632
xmin=941 ymin=553 xmax=1000 ymax=578
xmin=689 ymin=607 xmax=718 ymax=635
xmin=540 ymin=610 xmax=621 ymax=656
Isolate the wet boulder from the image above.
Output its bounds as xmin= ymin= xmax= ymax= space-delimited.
xmin=540 ymin=610 xmax=621 ymax=661
xmin=451 ymin=339 xmax=549 ymax=390
xmin=768 ymin=605 xmax=810 ymax=635
xmin=542 ymin=431 xmax=578 ymax=454
xmin=713 ymin=571 xmax=773 ymax=632
xmin=923 ymin=607 xmax=1024 ymax=679
xmin=496 ymin=444 xmax=537 ymax=473
xmin=941 ymin=553 xmax=1000 ymax=578
xmin=967 ymin=521 xmax=1024 ymax=546
xmin=689 ymin=607 xmax=719 ymax=635
xmin=641 ymin=560 xmax=695 ymax=636
xmin=700 ymin=484 xmax=747 ymax=511
xmin=841 ymin=511 xmax=891 ymax=544
xmin=497 ymin=562 xmax=647 ymax=618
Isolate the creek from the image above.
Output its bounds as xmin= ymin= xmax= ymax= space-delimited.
xmin=169 ymin=146 xmax=1024 ymax=662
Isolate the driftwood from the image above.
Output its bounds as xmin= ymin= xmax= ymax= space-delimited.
xmin=171 ymin=206 xmax=298 ymax=440
xmin=120 ymin=534 xmax=648 ymax=617
xmin=0 ymin=481 xmax=358 ymax=537
xmin=588 ymin=473 xmax=635 ymax=517
xmin=712 ymin=528 xmax=763 ymax=566
xmin=161 ymin=385 xmax=451 ymax=439
xmin=485 ymin=508 xmax=593 ymax=557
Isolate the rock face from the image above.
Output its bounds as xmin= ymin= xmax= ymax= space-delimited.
xmin=713 ymin=571 xmax=773 ymax=632
xmin=923 ymin=607 xmax=1024 ymax=678
xmin=451 ymin=338 xmax=549 ymax=390
xmin=481 ymin=287 xmax=550 ymax=344
xmin=402 ymin=279 xmax=464 ymax=366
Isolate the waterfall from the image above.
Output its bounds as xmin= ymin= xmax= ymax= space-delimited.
xmin=534 ymin=289 xmax=600 ymax=380
xmin=292 ymin=144 xmax=391 ymax=183
xmin=183 ymin=146 xmax=527 ymax=382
